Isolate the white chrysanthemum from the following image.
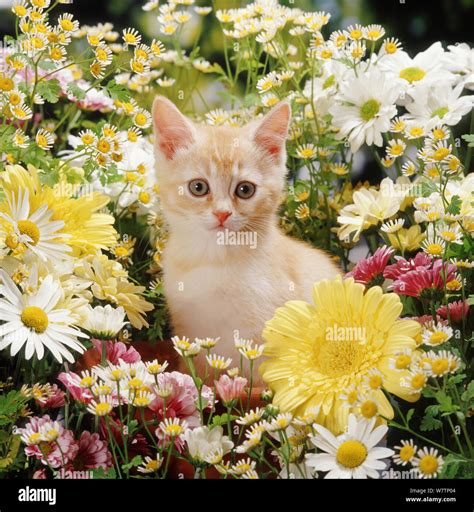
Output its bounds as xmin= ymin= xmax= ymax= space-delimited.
xmin=183 ymin=426 xmax=234 ymax=463
xmin=305 ymin=414 xmax=394 ymax=479
xmin=444 ymin=43 xmax=474 ymax=90
xmin=405 ymin=82 xmax=474 ymax=129
xmin=377 ymin=42 xmax=455 ymax=95
xmin=0 ymin=189 xmax=71 ymax=262
xmin=329 ymin=68 xmax=400 ymax=152
xmin=81 ymin=304 xmax=127 ymax=338
xmin=0 ymin=271 xmax=87 ymax=363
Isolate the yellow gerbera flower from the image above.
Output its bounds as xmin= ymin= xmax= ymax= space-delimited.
xmin=0 ymin=165 xmax=117 ymax=256
xmin=259 ymin=277 xmax=421 ymax=434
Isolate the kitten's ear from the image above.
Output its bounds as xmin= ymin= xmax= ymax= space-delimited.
xmin=252 ymin=101 xmax=291 ymax=158
xmin=152 ymin=96 xmax=195 ymax=160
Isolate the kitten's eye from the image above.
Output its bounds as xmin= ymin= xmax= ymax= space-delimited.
xmin=188 ymin=179 xmax=210 ymax=197
xmin=235 ymin=181 xmax=256 ymax=199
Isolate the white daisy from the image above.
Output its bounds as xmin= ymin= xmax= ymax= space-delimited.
xmin=0 ymin=189 xmax=71 ymax=262
xmin=329 ymin=68 xmax=400 ymax=152
xmin=0 ymin=271 xmax=87 ymax=363
xmin=305 ymin=414 xmax=394 ymax=479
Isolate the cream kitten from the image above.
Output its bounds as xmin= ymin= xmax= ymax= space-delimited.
xmin=152 ymin=96 xmax=340 ymax=381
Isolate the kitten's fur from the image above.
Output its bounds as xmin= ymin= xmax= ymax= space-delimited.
xmin=152 ymin=96 xmax=340 ymax=381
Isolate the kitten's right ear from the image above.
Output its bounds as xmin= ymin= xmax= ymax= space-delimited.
xmin=152 ymin=96 xmax=195 ymax=160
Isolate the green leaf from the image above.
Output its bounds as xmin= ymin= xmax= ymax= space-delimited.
xmin=461 ymin=381 xmax=474 ymax=404
xmin=67 ymin=82 xmax=86 ymax=101
xmin=446 ymin=195 xmax=462 ymax=215
xmin=210 ymin=413 xmax=238 ymax=428
xmin=406 ymin=408 xmax=415 ymax=426
xmin=420 ymin=405 xmax=442 ymax=431
xmin=92 ymin=467 xmax=116 ymax=479
xmin=121 ymin=454 xmax=142 ymax=472
xmin=105 ymin=80 xmax=129 ymax=102
xmin=36 ymin=78 xmax=61 ymax=103
xmin=461 ymin=134 xmax=474 ymax=147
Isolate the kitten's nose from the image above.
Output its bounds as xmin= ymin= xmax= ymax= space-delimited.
xmin=213 ymin=210 xmax=232 ymax=226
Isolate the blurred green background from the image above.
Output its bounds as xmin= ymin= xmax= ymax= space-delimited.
xmin=1 ymin=0 xmax=473 ymax=52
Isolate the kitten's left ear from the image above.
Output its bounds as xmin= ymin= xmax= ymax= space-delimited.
xmin=252 ymin=101 xmax=291 ymax=158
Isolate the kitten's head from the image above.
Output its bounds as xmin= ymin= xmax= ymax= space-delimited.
xmin=152 ymin=96 xmax=290 ymax=238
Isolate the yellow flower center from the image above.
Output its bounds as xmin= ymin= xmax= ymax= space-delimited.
xmin=128 ymin=378 xmax=143 ymax=389
xmin=429 ymin=332 xmax=448 ymax=345
xmin=431 ymin=359 xmax=449 ymax=375
xmin=368 ymin=375 xmax=383 ymax=389
xmin=347 ymin=390 xmax=359 ymax=404
xmin=29 ymin=432 xmax=42 ymax=444
xmin=390 ymin=144 xmax=404 ymax=156
xmin=21 ymin=306 xmax=49 ymax=333
xmin=349 ymin=29 xmax=362 ymax=40
xmin=418 ymin=455 xmax=438 ymax=475
xmin=360 ymin=400 xmax=378 ymax=418
xmin=81 ymin=134 xmax=94 ymax=145
xmin=409 ymin=127 xmax=424 ymax=138
xmin=134 ymin=113 xmax=147 ymax=126
xmin=440 ymin=231 xmax=456 ymax=241
xmin=316 ymin=340 xmax=362 ymax=378
xmin=446 ymin=279 xmax=461 ymax=291
xmin=384 ymin=42 xmax=398 ymax=54
xmin=399 ymin=445 xmax=415 ymax=462
xmin=111 ymin=369 xmax=124 ymax=381
xmin=360 ymin=99 xmax=380 ymax=121
xmin=60 ymin=19 xmax=74 ymax=31
xmin=146 ymin=460 xmax=160 ymax=471
xmin=433 ymin=147 xmax=450 ymax=161
xmin=412 ymin=374 xmax=426 ymax=389
xmin=425 ymin=243 xmax=443 ymax=256
xmin=138 ymin=191 xmax=151 ymax=204
xmin=336 ymin=440 xmax=367 ymax=468
xmin=0 ymin=77 xmax=14 ymax=91
xmin=80 ymin=376 xmax=94 ymax=387
xmin=97 ymin=139 xmax=111 ymax=153
xmin=299 ymin=148 xmax=315 ymax=159
xmin=95 ymin=402 xmax=112 ymax=416
xmin=432 ymin=128 xmax=446 ymax=140
xmin=399 ymin=67 xmax=426 ymax=83
xmin=17 ymin=220 xmax=40 ymax=245
xmin=50 ymin=48 xmax=63 ymax=61
xmin=395 ymin=354 xmax=411 ymax=369
xmin=165 ymin=424 xmax=183 ymax=436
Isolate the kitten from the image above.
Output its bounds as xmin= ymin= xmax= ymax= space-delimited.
xmin=152 ymin=96 xmax=341 ymax=381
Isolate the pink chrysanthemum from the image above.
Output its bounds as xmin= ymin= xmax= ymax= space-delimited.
xmin=73 ymin=431 xmax=112 ymax=470
xmin=91 ymin=339 xmax=141 ymax=365
xmin=392 ymin=259 xmax=457 ymax=299
xmin=35 ymin=384 xmax=65 ymax=409
xmin=148 ymin=371 xmax=213 ymax=428
xmin=437 ymin=300 xmax=470 ymax=324
xmin=346 ymin=246 xmax=394 ymax=286
xmin=215 ymin=374 xmax=247 ymax=405
xmin=384 ymin=252 xmax=433 ymax=280
xmin=57 ymin=372 xmax=94 ymax=404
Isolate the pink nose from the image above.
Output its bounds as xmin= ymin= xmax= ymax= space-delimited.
xmin=213 ymin=210 xmax=232 ymax=226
